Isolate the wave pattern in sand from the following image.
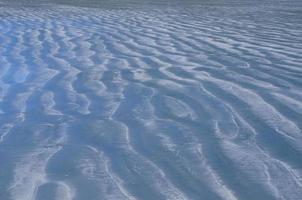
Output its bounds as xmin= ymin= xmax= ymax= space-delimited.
xmin=0 ymin=2 xmax=302 ymax=200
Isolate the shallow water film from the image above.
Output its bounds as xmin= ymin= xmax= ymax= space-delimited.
xmin=0 ymin=0 xmax=302 ymax=199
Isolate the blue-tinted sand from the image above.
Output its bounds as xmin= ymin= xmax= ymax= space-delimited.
xmin=0 ymin=0 xmax=302 ymax=199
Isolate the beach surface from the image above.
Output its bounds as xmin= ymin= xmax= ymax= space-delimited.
xmin=0 ymin=0 xmax=302 ymax=199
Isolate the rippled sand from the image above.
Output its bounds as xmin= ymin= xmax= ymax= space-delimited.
xmin=0 ymin=0 xmax=302 ymax=200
